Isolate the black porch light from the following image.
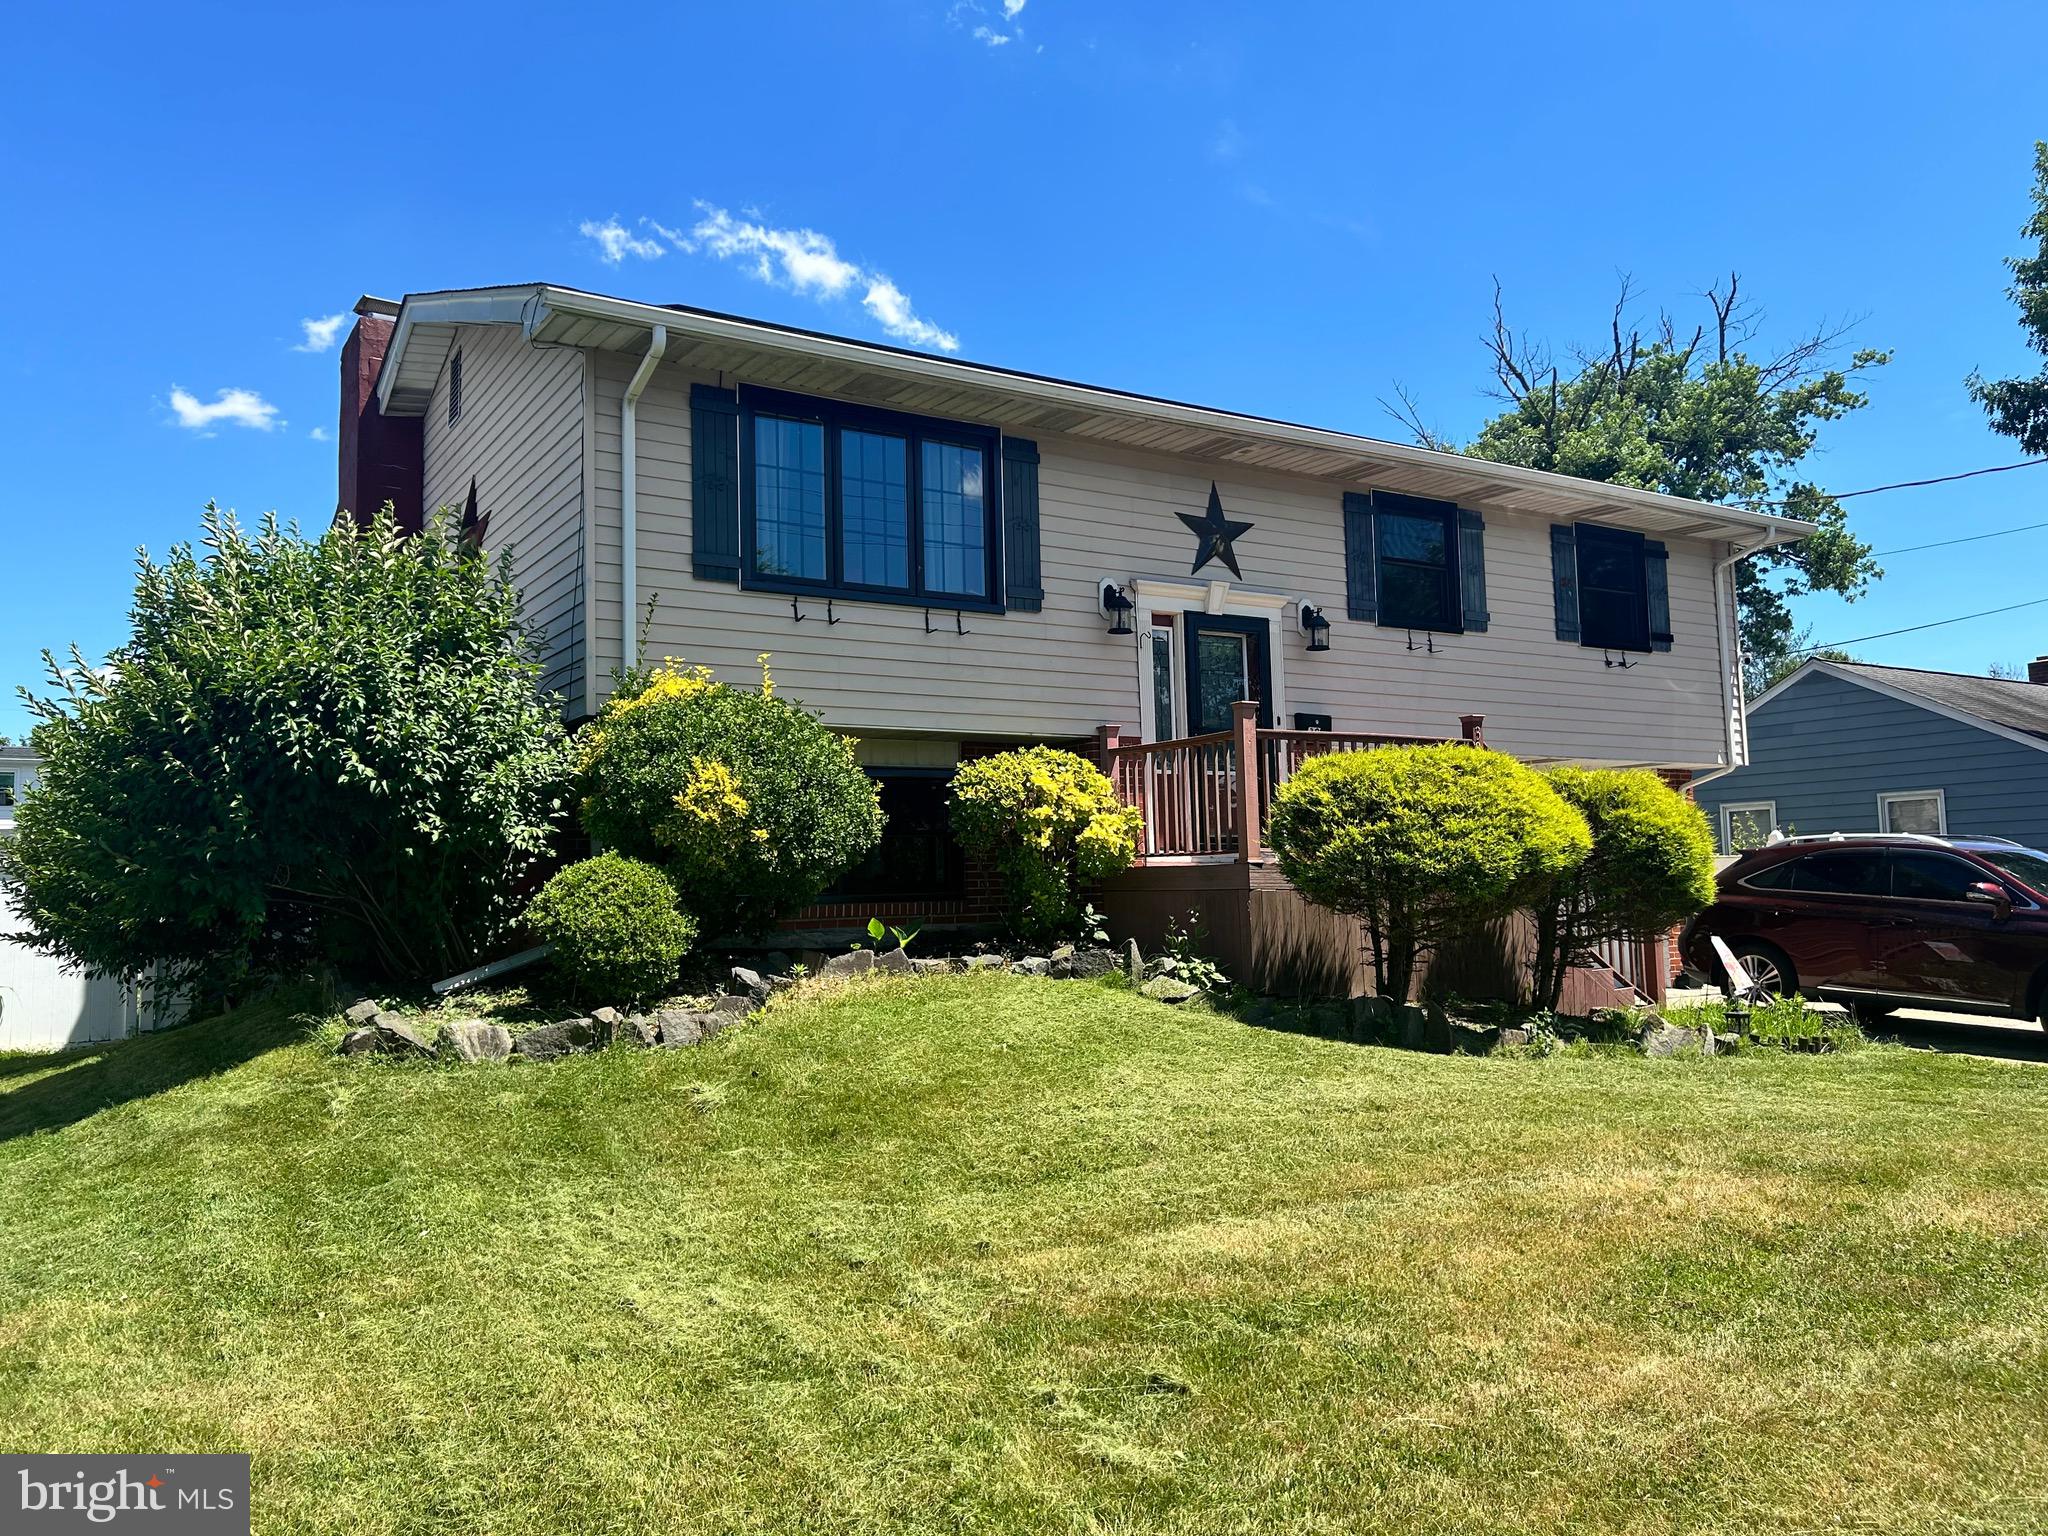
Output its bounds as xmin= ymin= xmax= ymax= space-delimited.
xmin=1300 ymin=603 xmax=1332 ymax=652
xmin=1102 ymin=581 xmax=1136 ymax=636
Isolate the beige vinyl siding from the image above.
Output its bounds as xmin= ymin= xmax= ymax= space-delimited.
xmin=587 ymin=354 xmax=1735 ymax=769
xmin=424 ymin=324 xmax=589 ymax=715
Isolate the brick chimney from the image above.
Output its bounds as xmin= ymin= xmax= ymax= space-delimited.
xmin=337 ymin=297 xmax=424 ymax=533
xmin=2029 ymin=656 xmax=2048 ymax=686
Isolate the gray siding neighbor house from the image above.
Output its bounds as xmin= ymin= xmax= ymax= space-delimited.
xmin=1695 ymin=659 xmax=2048 ymax=853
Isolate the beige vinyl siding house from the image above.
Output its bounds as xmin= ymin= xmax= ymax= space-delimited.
xmin=383 ymin=287 xmax=1799 ymax=773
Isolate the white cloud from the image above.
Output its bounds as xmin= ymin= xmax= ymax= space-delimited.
xmin=661 ymin=202 xmax=961 ymax=352
xmin=294 ymin=313 xmax=347 ymax=353
xmin=1003 ymin=0 xmax=1027 ymax=15
xmin=580 ymin=216 xmax=664 ymax=264
xmin=951 ymin=0 xmax=1027 ymax=47
xmin=973 ymin=24 xmax=1011 ymax=45
xmin=167 ymin=386 xmax=280 ymax=434
xmin=309 ymin=425 xmax=331 ymax=442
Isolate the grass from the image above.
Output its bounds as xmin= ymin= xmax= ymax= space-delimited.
xmin=4 ymin=973 xmax=2048 ymax=1533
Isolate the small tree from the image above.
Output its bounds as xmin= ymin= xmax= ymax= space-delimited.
xmin=948 ymin=746 xmax=1142 ymax=943
xmin=1527 ymin=768 xmax=1717 ymax=1013
xmin=1 ymin=505 xmax=573 ymax=994
xmin=526 ymin=852 xmax=697 ymax=1004
xmin=575 ymin=657 xmax=883 ymax=936
xmin=1267 ymin=745 xmax=1590 ymax=1004
xmin=1967 ymin=140 xmax=2048 ymax=454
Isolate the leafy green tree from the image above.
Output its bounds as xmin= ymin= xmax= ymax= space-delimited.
xmin=576 ymin=657 xmax=883 ymax=937
xmin=1758 ymin=630 xmax=1856 ymax=693
xmin=1968 ymin=141 xmax=2048 ymax=454
xmin=1391 ymin=276 xmax=1887 ymax=695
xmin=1267 ymin=745 xmax=1589 ymax=1004
xmin=1 ymin=505 xmax=573 ymax=994
xmin=1527 ymin=768 xmax=1717 ymax=1013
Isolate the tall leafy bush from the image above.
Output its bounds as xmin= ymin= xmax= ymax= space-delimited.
xmin=1267 ymin=744 xmax=1590 ymax=1003
xmin=948 ymin=746 xmax=1142 ymax=942
xmin=575 ymin=658 xmax=883 ymax=936
xmin=1527 ymin=767 xmax=1716 ymax=1012
xmin=1 ymin=506 xmax=574 ymax=991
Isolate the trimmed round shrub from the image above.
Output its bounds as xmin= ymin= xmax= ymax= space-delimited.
xmin=1528 ymin=767 xmax=1716 ymax=1011
xmin=1267 ymin=744 xmax=1590 ymax=1002
xmin=575 ymin=659 xmax=883 ymax=936
xmin=949 ymin=746 xmax=1143 ymax=942
xmin=526 ymin=852 xmax=696 ymax=1003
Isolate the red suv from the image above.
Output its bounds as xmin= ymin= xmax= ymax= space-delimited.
xmin=1680 ymin=834 xmax=2048 ymax=1025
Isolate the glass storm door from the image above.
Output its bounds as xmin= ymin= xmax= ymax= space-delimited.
xmin=1183 ymin=614 xmax=1272 ymax=734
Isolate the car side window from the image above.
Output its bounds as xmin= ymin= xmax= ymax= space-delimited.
xmin=1889 ymin=852 xmax=1990 ymax=903
xmin=1739 ymin=860 xmax=1800 ymax=891
xmin=1787 ymin=852 xmax=1887 ymax=896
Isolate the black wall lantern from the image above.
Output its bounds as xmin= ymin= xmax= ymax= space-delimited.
xmin=1300 ymin=603 xmax=1332 ymax=652
xmin=1101 ymin=581 xmax=1136 ymax=636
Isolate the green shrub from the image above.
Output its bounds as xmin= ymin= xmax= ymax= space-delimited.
xmin=1267 ymin=744 xmax=1590 ymax=1003
xmin=948 ymin=747 xmax=1142 ymax=942
xmin=0 ymin=505 xmax=574 ymax=993
xmin=526 ymin=852 xmax=697 ymax=1004
xmin=575 ymin=658 xmax=882 ymax=936
xmin=1528 ymin=767 xmax=1717 ymax=1012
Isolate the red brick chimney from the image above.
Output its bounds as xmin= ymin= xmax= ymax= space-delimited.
xmin=2028 ymin=656 xmax=2048 ymax=686
xmin=337 ymin=297 xmax=424 ymax=533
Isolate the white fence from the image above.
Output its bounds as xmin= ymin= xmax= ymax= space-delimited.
xmin=0 ymin=895 xmax=175 ymax=1052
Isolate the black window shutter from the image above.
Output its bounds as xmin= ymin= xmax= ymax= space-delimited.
xmin=1002 ymin=436 xmax=1042 ymax=613
xmin=1342 ymin=492 xmax=1376 ymax=621
xmin=1457 ymin=508 xmax=1489 ymax=633
xmin=1644 ymin=539 xmax=1672 ymax=652
xmin=690 ymin=383 xmax=741 ymax=582
xmin=1550 ymin=524 xmax=1581 ymax=643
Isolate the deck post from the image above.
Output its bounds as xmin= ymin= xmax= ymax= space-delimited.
xmin=1231 ymin=700 xmax=1260 ymax=863
xmin=1459 ymin=714 xmax=1486 ymax=748
xmin=1094 ymin=723 xmax=1123 ymax=768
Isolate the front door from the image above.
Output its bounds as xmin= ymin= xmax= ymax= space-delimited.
xmin=1183 ymin=614 xmax=1272 ymax=734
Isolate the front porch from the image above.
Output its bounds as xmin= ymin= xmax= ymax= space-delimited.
xmin=1095 ymin=702 xmax=1669 ymax=1007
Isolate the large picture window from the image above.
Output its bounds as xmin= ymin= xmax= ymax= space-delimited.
xmin=741 ymin=388 xmax=1002 ymax=610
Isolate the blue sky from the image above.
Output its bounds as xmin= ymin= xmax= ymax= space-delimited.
xmin=2 ymin=1 xmax=2043 ymax=738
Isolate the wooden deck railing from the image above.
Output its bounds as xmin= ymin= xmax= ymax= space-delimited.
xmin=1103 ymin=703 xmax=1487 ymax=863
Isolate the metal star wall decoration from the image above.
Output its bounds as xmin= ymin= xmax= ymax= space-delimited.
xmin=1178 ymin=482 xmax=1254 ymax=579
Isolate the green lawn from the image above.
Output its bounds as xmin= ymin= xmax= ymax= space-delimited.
xmin=3 ymin=974 xmax=2047 ymax=1534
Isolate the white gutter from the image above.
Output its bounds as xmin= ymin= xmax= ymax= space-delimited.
xmin=619 ymin=323 xmax=667 ymax=669
xmin=1694 ymin=529 xmax=1804 ymax=789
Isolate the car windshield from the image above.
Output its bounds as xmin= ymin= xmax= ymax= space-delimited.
xmin=1978 ymin=848 xmax=2048 ymax=896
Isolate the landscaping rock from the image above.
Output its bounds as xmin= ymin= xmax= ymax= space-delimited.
xmin=1015 ymin=956 xmax=1051 ymax=977
xmin=729 ymin=966 xmax=771 ymax=1004
xmin=1140 ymin=976 xmax=1203 ymax=1004
xmin=1640 ymin=1022 xmax=1711 ymax=1059
xmin=1396 ymin=1003 xmax=1428 ymax=1051
xmin=337 ymin=1028 xmax=381 ymax=1057
xmin=964 ymin=954 xmax=1007 ymax=972
xmin=1448 ymin=1021 xmax=1502 ymax=1056
xmin=513 ymin=1017 xmax=599 ymax=1061
xmin=656 ymin=1010 xmax=705 ymax=1048
xmin=822 ymin=950 xmax=875 ymax=981
xmin=710 ymin=993 xmax=754 ymax=1019
xmin=875 ymin=947 xmax=913 ymax=975
xmin=753 ymin=950 xmax=794 ymax=978
xmin=1713 ymin=1031 xmax=1742 ymax=1055
xmin=1497 ymin=1026 xmax=1531 ymax=1051
xmin=619 ymin=1016 xmax=662 ymax=1049
xmin=589 ymin=1006 xmax=624 ymax=1044
xmin=910 ymin=958 xmax=950 ymax=977
xmin=1048 ymin=944 xmax=1076 ymax=977
xmin=342 ymin=998 xmax=380 ymax=1027
xmin=437 ymin=1020 xmax=512 ymax=1063
xmin=371 ymin=1013 xmax=433 ymax=1057
xmin=697 ymin=1009 xmax=742 ymax=1041
xmin=1124 ymin=938 xmax=1143 ymax=979
xmin=1350 ymin=995 xmax=1392 ymax=1035
xmin=1309 ymin=1002 xmax=1348 ymax=1038
xmin=1069 ymin=947 xmax=1119 ymax=980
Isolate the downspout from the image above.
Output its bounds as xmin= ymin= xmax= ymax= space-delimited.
xmin=620 ymin=323 xmax=667 ymax=671
xmin=1695 ymin=529 xmax=1799 ymax=789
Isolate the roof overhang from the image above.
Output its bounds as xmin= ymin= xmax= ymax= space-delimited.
xmin=374 ymin=283 xmax=1817 ymax=546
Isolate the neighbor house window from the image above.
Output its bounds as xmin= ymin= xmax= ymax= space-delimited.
xmin=448 ymin=348 xmax=463 ymax=425
xmin=1374 ymin=497 xmax=1459 ymax=632
xmin=741 ymin=388 xmax=1000 ymax=608
xmin=1878 ymin=789 xmax=1946 ymax=836
xmin=1722 ymin=801 xmax=1777 ymax=852
xmin=0 ymin=773 xmax=14 ymax=808
xmin=1576 ymin=524 xmax=1650 ymax=651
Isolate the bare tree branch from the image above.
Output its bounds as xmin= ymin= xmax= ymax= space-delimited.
xmin=1377 ymin=382 xmax=1457 ymax=451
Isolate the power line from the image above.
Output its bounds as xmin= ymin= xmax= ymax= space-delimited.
xmin=1872 ymin=519 xmax=2048 ymax=558
xmin=1746 ymin=455 xmax=2048 ymax=512
xmin=1799 ymin=594 xmax=2048 ymax=655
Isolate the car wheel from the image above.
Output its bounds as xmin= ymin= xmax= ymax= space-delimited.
xmin=1729 ymin=942 xmax=1796 ymax=999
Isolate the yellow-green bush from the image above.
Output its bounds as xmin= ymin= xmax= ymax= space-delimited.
xmin=1267 ymin=744 xmax=1589 ymax=1002
xmin=949 ymin=747 xmax=1142 ymax=942
xmin=575 ymin=658 xmax=883 ymax=936
xmin=525 ymin=852 xmax=697 ymax=1004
